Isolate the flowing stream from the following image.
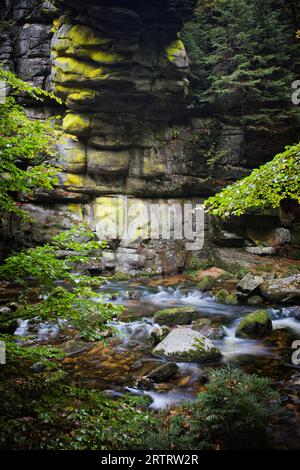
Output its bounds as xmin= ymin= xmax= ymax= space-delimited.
xmin=15 ymin=280 xmax=300 ymax=409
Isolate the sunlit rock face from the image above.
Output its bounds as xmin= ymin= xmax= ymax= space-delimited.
xmin=50 ymin=0 xmax=202 ymax=200
xmin=1 ymin=0 xmax=207 ymax=274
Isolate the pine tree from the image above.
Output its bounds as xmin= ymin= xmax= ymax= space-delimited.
xmin=183 ymin=0 xmax=299 ymax=133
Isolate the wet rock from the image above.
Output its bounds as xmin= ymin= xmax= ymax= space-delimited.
xmin=0 ymin=306 xmax=12 ymax=319
xmin=103 ymin=390 xmax=124 ymax=399
xmin=6 ymin=302 xmax=19 ymax=312
xmin=135 ymin=377 xmax=153 ymax=391
xmin=215 ymin=289 xmax=228 ymax=304
xmin=197 ymin=275 xmax=216 ymax=291
xmin=160 ymin=326 xmax=171 ymax=340
xmin=131 ymin=360 xmax=143 ymax=371
xmin=192 ymin=318 xmax=224 ymax=340
xmin=260 ymin=275 xmax=300 ymax=304
xmin=236 ymin=273 xmax=264 ymax=300
xmin=127 ymin=340 xmax=139 ymax=348
xmin=245 ymin=246 xmax=276 ymax=255
xmin=0 ymin=318 xmax=18 ymax=334
xmin=177 ymin=376 xmax=191 ymax=387
xmin=153 ymin=306 xmax=200 ymax=326
xmin=30 ymin=362 xmax=46 ymax=373
xmin=225 ymin=292 xmax=239 ymax=305
xmin=150 ymin=324 xmax=163 ymax=345
xmin=197 ymin=371 xmax=209 ymax=385
xmin=154 ymin=383 xmax=173 ymax=392
xmin=146 ymin=362 xmax=178 ymax=382
xmin=152 ymin=328 xmax=221 ymax=363
xmin=289 ymin=307 xmax=300 ymax=321
xmin=247 ymin=295 xmax=264 ymax=306
xmin=59 ymin=339 xmax=93 ymax=357
xmin=236 ymin=309 xmax=273 ymax=339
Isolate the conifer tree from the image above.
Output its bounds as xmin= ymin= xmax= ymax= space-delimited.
xmin=183 ymin=0 xmax=298 ymax=133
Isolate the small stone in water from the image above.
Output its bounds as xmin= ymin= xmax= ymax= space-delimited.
xmin=177 ymin=376 xmax=191 ymax=387
xmin=136 ymin=377 xmax=153 ymax=390
xmin=131 ymin=360 xmax=143 ymax=371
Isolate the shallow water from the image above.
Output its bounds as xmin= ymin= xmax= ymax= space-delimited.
xmin=14 ymin=280 xmax=300 ymax=409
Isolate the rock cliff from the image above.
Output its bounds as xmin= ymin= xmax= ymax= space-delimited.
xmin=1 ymin=0 xmax=299 ymax=272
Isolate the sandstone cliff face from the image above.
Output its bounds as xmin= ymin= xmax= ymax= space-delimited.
xmin=1 ymin=0 xmax=208 ymax=274
xmin=1 ymin=0 xmax=299 ymax=270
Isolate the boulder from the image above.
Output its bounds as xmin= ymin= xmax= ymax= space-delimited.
xmin=152 ymin=328 xmax=221 ymax=362
xmin=153 ymin=306 xmax=200 ymax=326
xmin=197 ymin=275 xmax=216 ymax=291
xmin=146 ymin=362 xmax=179 ymax=382
xmin=59 ymin=339 xmax=93 ymax=357
xmin=236 ymin=272 xmax=264 ymax=299
xmin=235 ymin=309 xmax=273 ymax=339
xmin=215 ymin=289 xmax=229 ymax=304
xmin=192 ymin=318 xmax=225 ymax=340
xmin=247 ymin=295 xmax=264 ymax=306
xmin=289 ymin=306 xmax=300 ymax=321
xmin=0 ymin=306 xmax=12 ymax=319
xmin=260 ymin=274 xmax=300 ymax=304
xmin=225 ymin=293 xmax=239 ymax=305
xmin=245 ymin=246 xmax=276 ymax=256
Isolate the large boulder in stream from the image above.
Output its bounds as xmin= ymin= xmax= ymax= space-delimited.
xmin=152 ymin=328 xmax=221 ymax=362
xmin=260 ymin=274 xmax=300 ymax=304
xmin=235 ymin=309 xmax=273 ymax=339
xmin=236 ymin=273 xmax=264 ymax=300
xmin=153 ymin=306 xmax=200 ymax=326
xmin=192 ymin=318 xmax=225 ymax=340
xmin=146 ymin=362 xmax=179 ymax=382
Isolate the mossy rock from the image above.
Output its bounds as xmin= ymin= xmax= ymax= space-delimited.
xmin=247 ymin=295 xmax=264 ymax=306
xmin=225 ymin=293 xmax=239 ymax=305
xmin=0 ymin=319 xmax=18 ymax=334
xmin=153 ymin=306 xmax=200 ymax=326
xmin=215 ymin=289 xmax=229 ymax=304
xmin=152 ymin=328 xmax=221 ymax=363
xmin=236 ymin=310 xmax=273 ymax=339
xmin=192 ymin=318 xmax=225 ymax=340
xmin=197 ymin=275 xmax=215 ymax=291
xmin=62 ymin=113 xmax=90 ymax=137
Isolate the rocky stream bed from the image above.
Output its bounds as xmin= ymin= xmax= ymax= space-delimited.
xmin=9 ymin=271 xmax=300 ymax=449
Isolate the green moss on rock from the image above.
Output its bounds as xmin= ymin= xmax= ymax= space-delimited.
xmin=62 ymin=113 xmax=90 ymax=137
xmin=236 ymin=309 xmax=273 ymax=339
xmin=197 ymin=275 xmax=215 ymax=291
xmin=153 ymin=306 xmax=200 ymax=326
xmin=225 ymin=293 xmax=239 ymax=305
xmin=215 ymin=289 xmax=229 ymax=304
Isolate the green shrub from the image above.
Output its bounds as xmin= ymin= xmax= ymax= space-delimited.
xmin=0 ymin=225 xmax=122 ymax=339
xmin=0 ymin=377 xmax=152 ymax=450
xmin=145 ymin=368 xmax=279 ymax=450
xmin=206 ymin=142 xmax=300 ymax=218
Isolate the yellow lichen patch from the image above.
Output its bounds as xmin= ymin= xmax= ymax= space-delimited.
xmin=67 ymin=203 xmax=84 ymax=217
xmin=53 ymin=85 xmax=96 ymax=104
xmin=54 ymin=57 xmax=109 ymax=80
xmin=61 ymin=173 xmax=97 ymax=192
xmin=82 ymin=50 xmax=122 ymax=64
xmin=62 ymin=113 xmax=90 ymax=136
xmin=165 ymin=38 xmax=185 ymax=62
xmin=63 ymin=173 xmax=86 ymax=188
xmin=142 ymin=150 xmax=166 ymax=177
xmin=68 ymin=25 xmax=111 ymax=47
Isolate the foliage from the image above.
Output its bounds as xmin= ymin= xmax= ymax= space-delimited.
xmin=0 ymin=376 xmax=152 ymax=450
xmin=206 ymin=142 xmax=300 ymax=217
xmin=0 ymin=333 xmax=64 ymax=377
xmin=0 ymin=225 xmax=122 ymax=339
xmin=145 ymin=367 xmax=279 ymax=450
xmin=183 ymin=0 xmax=298 ymax=133
xmin=0 ymin=67 xmax=62 ymax=216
